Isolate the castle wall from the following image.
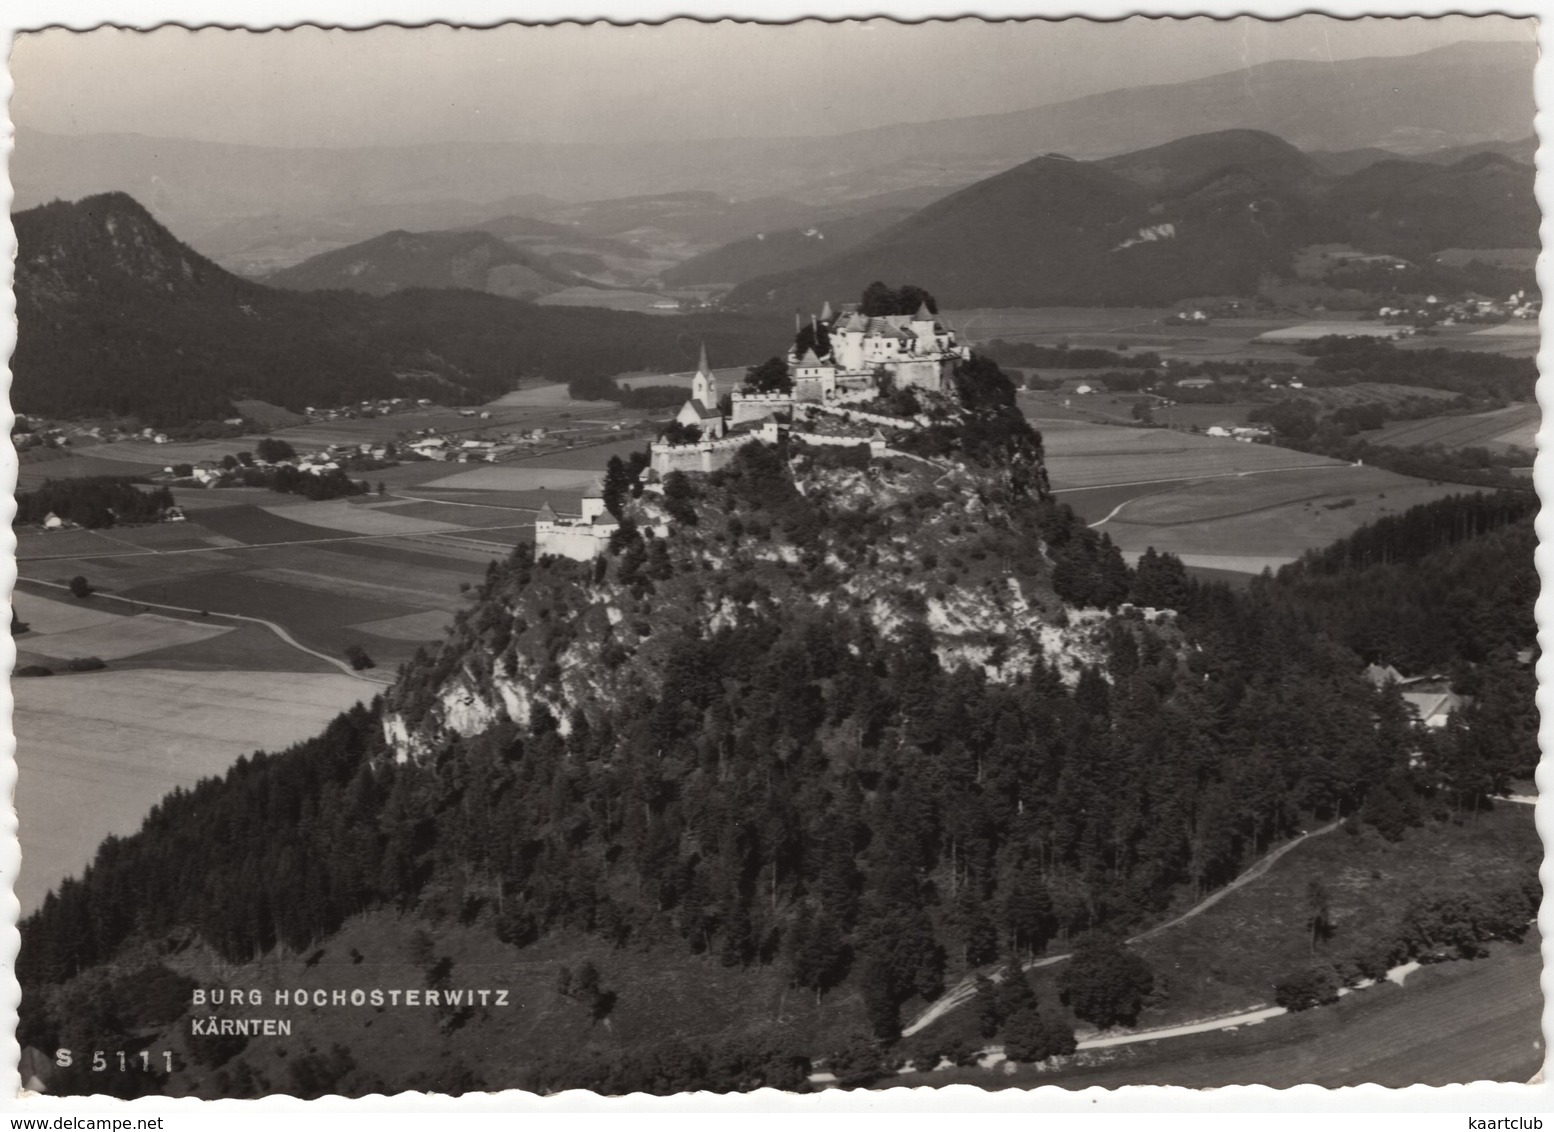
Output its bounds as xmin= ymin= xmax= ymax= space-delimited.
xmin=730 ymin=391 xmax=793 ymax=425
xmin=790 ymin=431 xmax=888 ymax=456
xmin=893 ymin=359 xmax=947 ymax=392
xmin=806 ymin=403 xmax=922 ymax=431
xmin=536 ymin=524 xmax=612 ymax=561
xmin=650 ymin=434 xmax=750 ymax=476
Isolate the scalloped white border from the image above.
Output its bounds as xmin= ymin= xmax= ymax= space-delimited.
xmin=0 ymin=1 xmax=1546 ymax=1122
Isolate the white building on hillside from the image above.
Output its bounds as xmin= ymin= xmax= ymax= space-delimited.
xmin=534 ymin=478 xmax=620 ymax=560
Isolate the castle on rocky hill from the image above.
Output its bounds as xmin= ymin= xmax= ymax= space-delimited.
xmin=536 ymin=296 xmax=967 ymax=561
xmin=654 ymin=300 xmax=967 ymax=476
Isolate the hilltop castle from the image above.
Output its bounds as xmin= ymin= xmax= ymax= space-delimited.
xmin=654 ymin=299 xmax=968 ymax=475
xmin=536 ymin=295 xmax=968 ymax=561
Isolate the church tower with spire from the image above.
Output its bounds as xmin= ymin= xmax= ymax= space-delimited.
xmin=691 ymin=344 xmax=717 ymax=409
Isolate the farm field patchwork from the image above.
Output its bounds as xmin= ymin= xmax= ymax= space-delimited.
xmin=190 ymin=503 xmax=369 ymax=546
xmin=11 ymin=592 xmax=130 ymax=634
xmin=115 ymin=569 xmax=426 ymax=665
xmin=14 ymin=668 xmax=370 ymax=915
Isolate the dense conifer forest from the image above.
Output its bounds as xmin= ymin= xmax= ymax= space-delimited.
xmin=14 ymin=476 xmax=174 ymax=528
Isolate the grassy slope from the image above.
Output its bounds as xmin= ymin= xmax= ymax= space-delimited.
xmin=906 ymin=803 xmax=1540 ymax=1086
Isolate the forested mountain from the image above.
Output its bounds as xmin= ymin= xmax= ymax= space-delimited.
xmin=264 ymin=229 xmax=584 ymax=298
xmin=1311 ymin=134 xmax=1536 ymax=176
xmin=659 ymin=207 xmax=918 ymax=287
xmin=12 ymin=193 xmax=787 ymax=426
xmin=18 ymin=344 xmax=1538 ymax=1096
xmin=726 ymin=130 xmax=1537 ymax=310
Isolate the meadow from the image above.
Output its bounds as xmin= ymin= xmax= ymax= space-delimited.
xmin=916 ymin=936 xmax=1542 ymax=1089
xmin=1037 ymin=421 xmax=1340 ymax=490
xmin=1034 ymin=418 xmax=1468 ymax=572
xmin=1098 ymin=464 xmax=1464 ymax=571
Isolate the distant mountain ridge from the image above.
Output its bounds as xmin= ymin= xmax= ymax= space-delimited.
xmin=13 ymin=39 xmax=1534 ymax=274
xmin=726 ymin=128 xmax=1537 ymax=310
xmin=264 ymin=229 xmax=585 ymax=298
xmin=12 ymin=192 xmax=787 ymax=425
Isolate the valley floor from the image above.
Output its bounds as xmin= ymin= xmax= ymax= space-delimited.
xmin=13 ymin=664 xmax=368 ymax=914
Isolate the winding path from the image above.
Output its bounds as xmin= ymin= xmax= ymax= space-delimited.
xmin=16 ymin=575 xmax=392 ymax=685
xmin=901 ymin=818 xmax=1345 ymax=1037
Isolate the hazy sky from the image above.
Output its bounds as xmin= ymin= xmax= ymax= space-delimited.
xmin=10 ymin=14 xmax=1537 ymax=149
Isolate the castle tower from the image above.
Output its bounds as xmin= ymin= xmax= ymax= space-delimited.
xmin=911 ymin=300 xmax=937 ymax=351
xmin=820 ymin=300 xmax=834 ymax=324
xmin=580 ymin=477 xmax=607 ymax=522
xmin=535 ymin=500 xmax=558 ymax=546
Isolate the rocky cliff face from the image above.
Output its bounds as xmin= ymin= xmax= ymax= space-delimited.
xmin=382 ymin=383 xmax=1141 ymax=763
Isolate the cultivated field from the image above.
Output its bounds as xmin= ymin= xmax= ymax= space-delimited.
xmin=15 ymin=496 xmax=500 ymax=671
xmin=16 ymin=449 xmax=157 ymax=490
xmin=1034 ymin=419 xmax=1470 ymax=572
xmin=1098 ymin=464 xmax=1464 ymax=571
xmin=535 ymin=285 xmax=677 ymax=312
xmin=1038 ymin=422 xmax=1341 ymax=490
xmin=1369 ymin=402 xmax=1540 ymax=454
xmin=22 ymin=612 xmax=232 ymax=663
xmin=14 ymin=668 xmax=369 ymax=914
xmin=1257 ymin=319 xmax=1403 ymax=342
xmin=1397 ymin=325 xmax=1541 ymax=359
xmin=947 ymin=307 xmax=1320 ymax=363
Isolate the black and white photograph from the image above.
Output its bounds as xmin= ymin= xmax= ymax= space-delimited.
xmin=3 ymin=3 xmax=1546 ymax=1106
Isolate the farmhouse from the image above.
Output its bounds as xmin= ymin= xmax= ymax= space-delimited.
xmin=1057 ymin=378 xmax=1108 ymax=396
xmin=1401 ymin=689 xmax=1465 ymax=729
